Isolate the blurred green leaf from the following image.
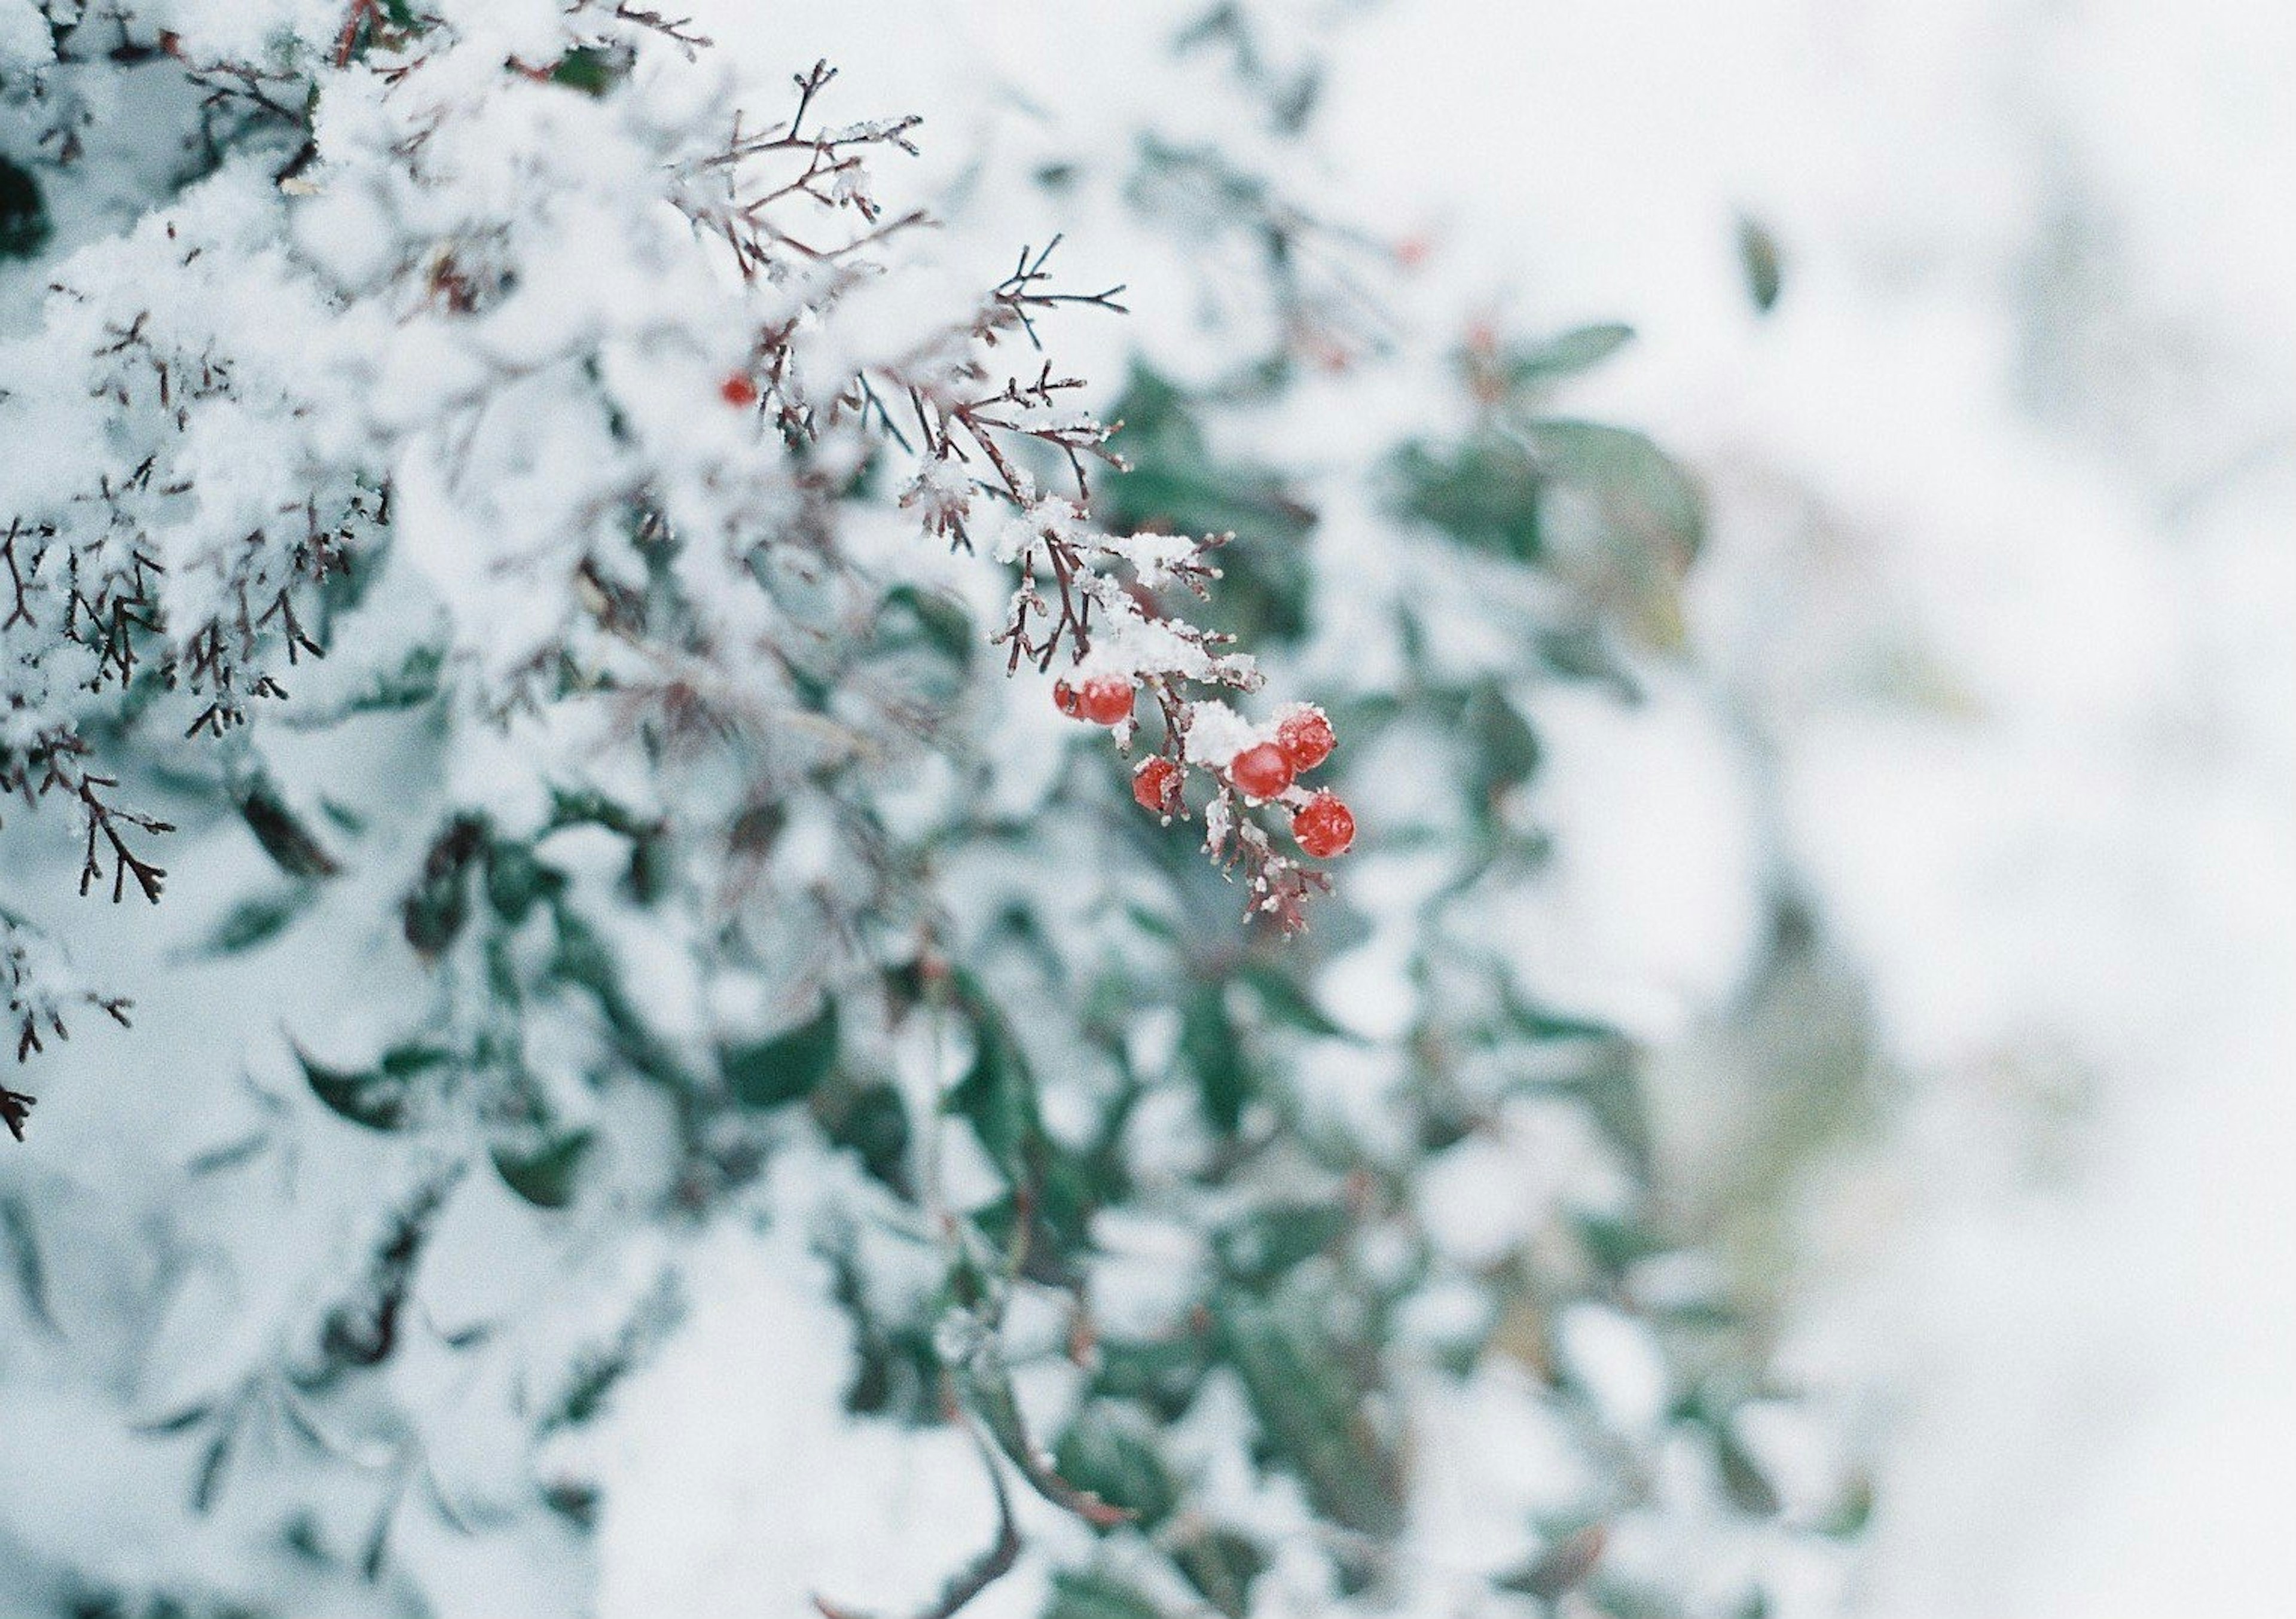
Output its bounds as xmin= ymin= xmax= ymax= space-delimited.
xmin=1044 ymin=1569 xmax=1165 ymax=1619
xmin=722 ymin=1001 xmax=840 ymax=1109
xmin=1500 ymin=322 xmax=1635 ymax=388
xmin=1737 ymin=214 xmax=1784 ymax=313
xmin=1526 ymin=417 xmax=1705 ymax=572
xmin=492 ymin=1131 xmax=592 ymax=1209
xmin=1182 ymin=982 xmax=1254 ymax=1135
xmin=241 ymin=783 xmax=341 ymax=881
xmin=1214 ymin=1199 xmax=1351 ymax=1290
xmin=1174 ymin=1526 xmax=1268 ymax=1619
xmin=0 ymin=156 xmax=50 ymax=260
xmin=1214 ymin=1293 xmax=1402 ymax=1538
xmin=1055 ymin=1401 xmax=1180 ymax=1531
xmin=199 ymin=885 xmax=316 ymax=957
xmin=1390 ymin=435 xmax=1544 ymax=562
xmin=297 ymin=1041 xmax=448 ymax=1132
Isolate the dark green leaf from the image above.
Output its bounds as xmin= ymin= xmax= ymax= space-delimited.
xmin=1461 ymin=679 xmax=1541 ymax=808
xmin=298 ymin=1041 xmax=448 ymax=1131
xmin=1390 ymin=435 xmax=1544 ymax=562
xmin=1054 ymin=1402 xmax=1179 ymax=1531
xmin=1174 ymin=1526 xmax=1268 ymax=1619
xmin=877 ymin=584 xmax=976 ymax=665
xmin=821 ymin=1080 xmax=911 ymax=1195
xmin=1213 ymin=1294 xmax=1402 ymax=1538
xmin=722 ymin=1001 xmax=839 ymax=1109
xmin=1717 ymin=1425 xmax=1784 ymax=1517
xmin=1213 ymin=1200 xmax=1351 ymax=1290
xmin=1182 ymin=983 xmax=1253 ymax=1135
xmin=1737 ymin=214 xmax=1784 ymax=313
xmin=492 ymin=1131 xmax=592 ymax=1210
xmin=199 ymin=885 xmax=316 ymax=957
xmin=242 ymin=784 xmax=341 ymax=880
xmin=1044 ymin=1569 xmax=1165 ymax=1619
xmin=0 ymin=156 xmax=50 ymax=260
xmin=945 ymin=986 xmax=1042 ymax=1180
xmin=1238 ymin=963 xmax=1354 ymax=1040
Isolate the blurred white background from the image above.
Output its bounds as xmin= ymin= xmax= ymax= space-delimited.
xmin=1317 ymin=2 xmax=2295 ymax=1615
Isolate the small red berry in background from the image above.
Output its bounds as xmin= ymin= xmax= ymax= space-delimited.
xmin=1077 ymin=675 xmax=1135 ymax=726
xmin=1228 ymin=742 xmax=1294 ymax=801
xmin=1275 ymin=707 xmax=1335 ymax=773
xmin=1290 ymin=791 xmax=1355 ymax=859
xmin=719 ymin=373 xmax=759 ymax=408
xmin=1132 ymin=756 xmax=1183 ymax=817
xmin=1052 ymin=679 xmax=1083 ymax=718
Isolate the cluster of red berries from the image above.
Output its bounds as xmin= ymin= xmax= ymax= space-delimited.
xmin=1056 ymin=677 xmax=1355 ymax=861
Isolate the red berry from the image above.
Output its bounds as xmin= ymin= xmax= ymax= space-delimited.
xmin=1290 ymin=791 xmax=1355 ymax=859
xmin=1052 ymin=679 xmax=1084 ymax=718
xmin=1275 ymin=707 xmax=1336 ymax=772
xmin=720 ymin=373 xmax=759 ymax=408
xmin=1132 ymin=756 xmax=1183 ymax=816
xmin=1078 ymin=675 xmax=1135 ymax=726
xmin=1228 ymin=742 xmax=1294 ymax=801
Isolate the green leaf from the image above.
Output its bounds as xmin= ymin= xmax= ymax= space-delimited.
xmin=877 ymin=584 xmax=977 ymax=666
xmin=337 ymin=644 xmax=442 ymax=713
xmin=1390 ymin=435 xmax=1544 ymax=563
xmin=722 ymin=1001 xmax=839 ymax=1109
xmin=1238 ymin=963 xmax=1354 ymax=1040
xmin=1092 ymin=1334 xmax=1211 ymax=1422
xmin=241 ymin=783 xmax=341 ymax=880
xmin=1054 ymin=1402 xmax=1180 ymax=1532
xmin=1716 ymin=1424 xmax=1784 ymax=1516
xmin=1500 ymin=322 xmax=1635 ymax=389
xmin=1182 ymin=983 xmax=1253 ymax=1135
xmin=1525 ymin=417 xmax=1705 ymax=569
xmin=1502 ymin=1524 xmax=1610 ymax=1603
xmin=550 ymin=46 xmax=617 ymax=94
xmin=404 ymin=815 xmax=487 ymax=961
xmin=1174 ymin=1526 xmax=1268 ymax=1619
xmin=483 ymin=840 xmax=558 ymax=925
xmin=1461 ymin=679 xmax=1541 ymax=810
xmin=199 ymin=885 xmax=316 ymax=957
xmin=1101 ymin=365 xmax=1318 ymax=645
xmin=492 ymin=1131 xmax=592 ymax=1209
xmin=1213 ymin=1200 xmax=1351 ymax=1290
xmin=945 ymin=986 xmax=1043 ymax=1180
xmin=1044 ymin=1569 xmax=1165 ymax=1619
xmin=821 ymin=1080 xmax=911 ymax=1195
xmin=0 ymin=156 xmax=51 ymax=261
xmin=1737 ymin=214 xmax=1785 ymax=313
xmin=1213 ymin=1294 xmax=1402 ymax=1538
xmin=297 ymin=1041 xmax=448 ymax=1131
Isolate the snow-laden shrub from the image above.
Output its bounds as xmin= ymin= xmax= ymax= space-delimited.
xmin=1 ymin=4 xmax=1864 ymax=1616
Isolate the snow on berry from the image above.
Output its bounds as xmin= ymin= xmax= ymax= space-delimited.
xmin=1132 ymin=755 xmax=1183 ymax=817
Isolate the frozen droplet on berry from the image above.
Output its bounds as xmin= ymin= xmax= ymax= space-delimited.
xmin=1290 ymin=790 xmax=1355 ymax=859
xmin=1132 ymin=756 xmax=1183 ymax=816
xmin=1275 ymin=706 xmax=1335 ymax=772
xmin=1052 ymin=679 xmax=1083 ymax=718
xmin=1228 ymin=742 xmax=1294 ymax=801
